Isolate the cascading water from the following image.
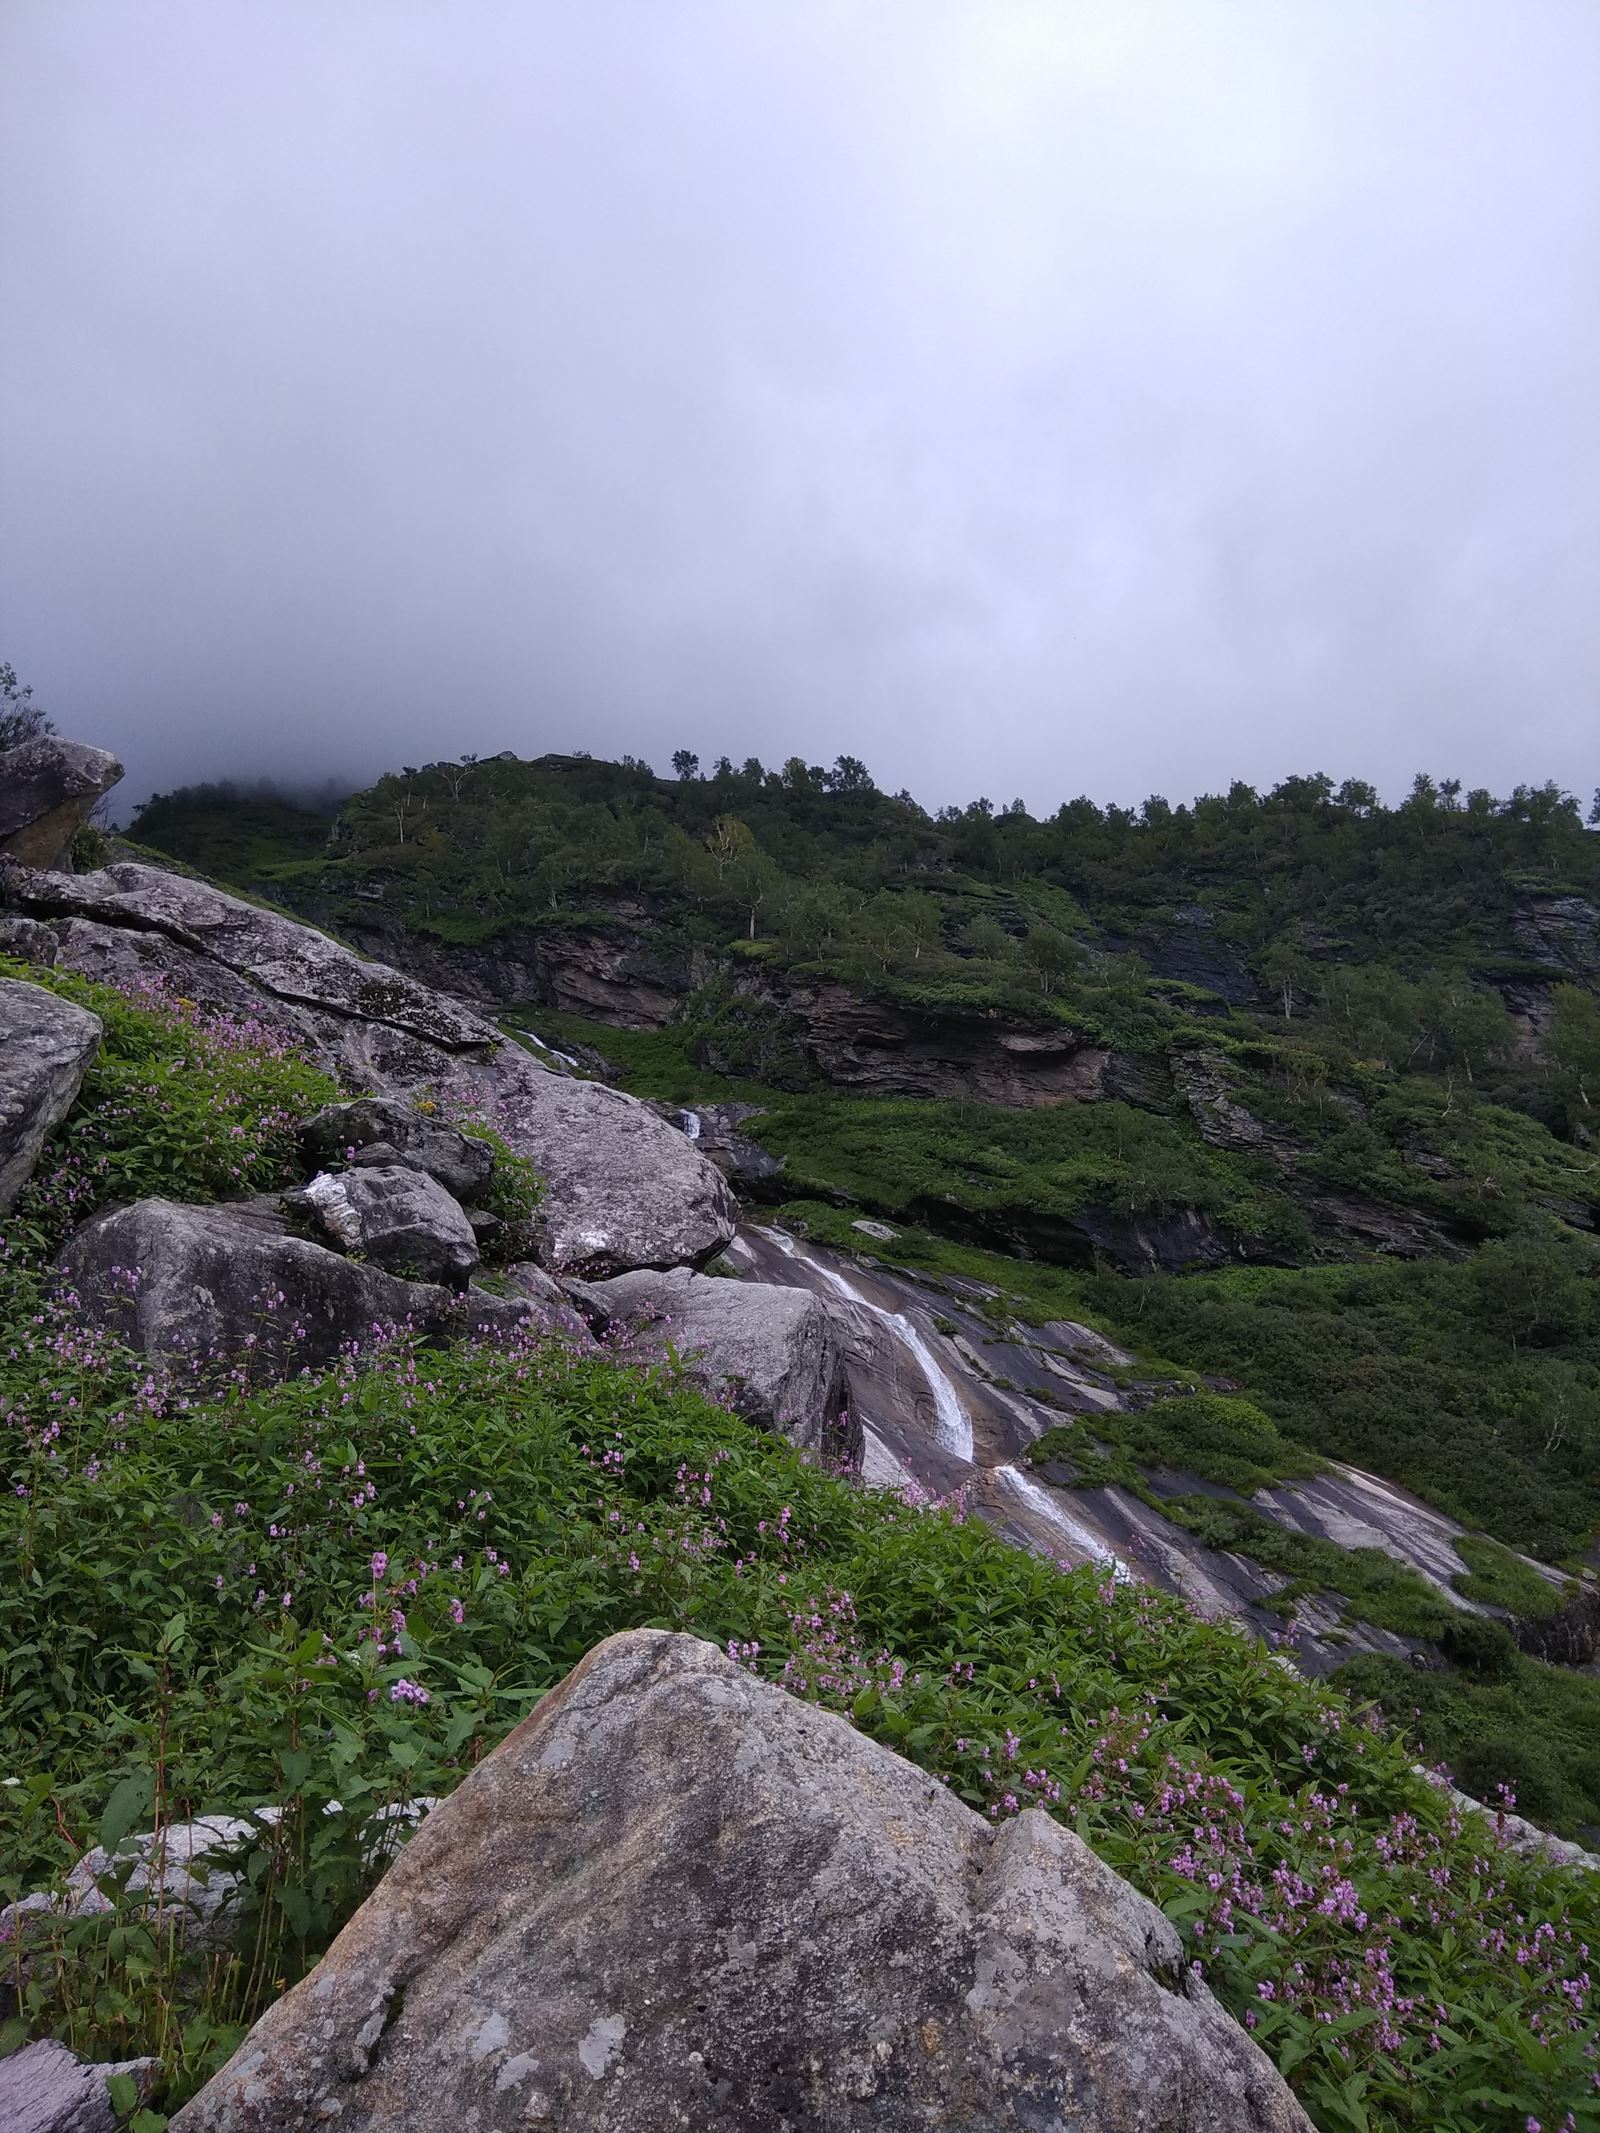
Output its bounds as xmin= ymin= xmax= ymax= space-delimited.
xmin=993 ymin=1463 xmax=1133 ymax=1581
xmin=681 ymin=1109 xmax=702 ymax=1141
xmin=758 ymin=1228 xmax=974 ymax=1462
xmin=516 ymin=1029 xmax=582 ymax=1072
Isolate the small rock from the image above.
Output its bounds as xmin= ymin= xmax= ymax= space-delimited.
xmin=293 ymin=1164 xmax=479 ymax=1288
xmin=300 ymin=1096 xmax=495 ymax=1203
xmin=56 ymin=1198 xmax=530 ymax=1372
xmin=569 ymin=1266 xmax=855 ymax=1458
xmin=851 ymin=1218 xmax=899 ymax=1243
xmin=0 ymin=2038 xmax=155 ymax=2133
xmin=0 ymin=911 xmax=59 ymax=964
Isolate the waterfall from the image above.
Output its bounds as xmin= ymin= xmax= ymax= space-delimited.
xmin=993 ymin=1463 xmax=1132 ymax=1581
xmin=681 ymin=1109 xmax=702 ymax=1141
xmin=759 ymin=1228 xmax=974 ymax=1463
xmin=515 ymin=1029 xmax=581 ymax=1072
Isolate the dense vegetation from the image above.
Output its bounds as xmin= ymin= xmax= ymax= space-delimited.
xmin=1 ymin=979 xmax=1596 ymax=2131
xmin=124 ymin=756 xmax=1600 ymax=1839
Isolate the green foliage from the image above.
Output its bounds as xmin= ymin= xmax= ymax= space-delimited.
xmin=1337 ymin=1645 xmax=1600 ymax=1838
xmin=1450 ymin=1536 xmax=1570 ymax=1622
xmin=1 ymin=960 xmax=340 ymax=1249
xmin=677 ymin=977 xmax=814 ymax=1089
xmin=453 ymin=1120 xmax=542 ymax=1261
xmin=1080 ymin=1251 xmax=1600 ymax=1561
xmin=0 ymin=659 xmax=53 ymax=749
xmin=747 ymin=1091 xmax=1290 ymax=1246
xmin=1028 ymin=1391 xmax=1320 ymax=1495
xmin=129 ymin=782 xmax=343 ymax=880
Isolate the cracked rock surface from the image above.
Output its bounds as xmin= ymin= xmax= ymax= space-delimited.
xmin=171 ymin=1629 xmax=1311 ymax=2133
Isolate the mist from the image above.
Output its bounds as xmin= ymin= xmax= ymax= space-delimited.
xmin=2 ymin=1 xmax=1595 ymax=818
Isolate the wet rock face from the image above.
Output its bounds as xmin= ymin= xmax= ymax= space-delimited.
xmin=906 ymin=1188 xmax=1240 ymax=1275
xmin=0 ymin=737 xmax=124 ymax=870
xmin=55 ymin=1199 xmax=531 ymax=1371
xmin=0 ymin=977 xmax=102 ymax=1213
xmin=316 ymin=908 xmax=702 ymax=1029
xmin=300 ymin=1096 xmax=495 ymax=1202
xmin=570 ymin=1266 xmax=855 ymax=1459
xmin=1098 ymin=905 xmax=1261 ymax=1007
xmin=292 ymin=1164 xmax=480 ymax=1288
xmin=171 ymin=1630 xmax=1312 ymax=2133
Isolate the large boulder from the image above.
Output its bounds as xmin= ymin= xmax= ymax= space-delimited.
xmin=11 ymin=864 xmax=740 ymax=1276
xmin=0 ymin=737 xmax=123 ymax=870
xmin=300 ymin=1096 xmax=495 ymax=1202
xmin=0 ymin=976 xmax=102 ymax=1212
xmin=292 ymin=1164 xmax=480 ymax=1287
xmin=572 ymin=1266 xmax=854 ymax=1458
xmin=424 ymin=1053 xmax=739 ymax=1279
xmin=172 ymin=1630 xmax=1310 ymax=2133
xmin=55 ymin=1198 xmax=530 ymax=1371
xmin=0 ymin=2040 xmax=156 ymax=2133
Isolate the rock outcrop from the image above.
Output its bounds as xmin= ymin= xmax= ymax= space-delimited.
xmin=571 ymin=1266 xmax=854 ymax=1458
xmin=56 ymin=1198 xmax=531 ymax=1369
xmin=172 ymin=1629 xmax=1312 ymax=2133
xmin=752 ymin=973 xmax=1118 ymax=1105
xmin=4 ymin=856 xmax=738 ymax=1277
xmin=291 ymin=1164 xmax=479 ymax=1287
xmin=0 ymin=737 xmax=124 ymax=870
xmin=0 ymin=976 xmax=102 ymax=1212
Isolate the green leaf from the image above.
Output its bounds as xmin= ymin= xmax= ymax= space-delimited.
xmin=98 ymin=1772 xmax=154 ymax=1857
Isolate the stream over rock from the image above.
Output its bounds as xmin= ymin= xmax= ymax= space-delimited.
xmin=723 ymin=1224 xmax=1570 ymax=1676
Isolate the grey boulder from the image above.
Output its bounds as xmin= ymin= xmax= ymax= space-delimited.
xmin=172 ymin=1629 xmax=1311 ymax=2133
xmin=55 ymin=1198 xmax=530 ymax=1371
xmin=572 ymin=1265 xmax=854 ymax=1459
xmin=300 ymin=1096 xmax=495 ymax=1202
xmin=0 ymin=2040 xmax=156 ymax=2133
xmin=292 ymin=1164 xmax=479 ymax=1287
xmin=424 ymin=1050 xmax=739 ymax=1279
xmin=0 ymin=736 xmax=123 ymax=870
xmin=0 ymin=976 xmax=102 ymax=1212
xmin=1 ymin=1814 xmax=266 ymax=1960
xmin=11 ymin=861 xmax=486 ymax=1049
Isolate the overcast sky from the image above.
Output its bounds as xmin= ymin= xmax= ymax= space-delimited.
xmin=2 ymin=2 xmax=1596 ymax=819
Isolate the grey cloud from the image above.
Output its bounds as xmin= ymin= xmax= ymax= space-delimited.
xmin=1 ymin=0 xmax=1595 ymax=817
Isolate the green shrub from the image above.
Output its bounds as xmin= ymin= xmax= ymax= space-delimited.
xmin=2 ymin=960 xmax=339 ymax=1249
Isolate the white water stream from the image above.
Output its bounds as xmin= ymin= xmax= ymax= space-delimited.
xmin=517 ymin=1029 xmax=583 ymax=1072
xmin=681 ymin=1109 xmax=702 ymax=1141
xmin=993 ymin=1463 xmax=1134 ymax=1581
xmin=759 ymin=1228 xmax=974 ymax=1462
